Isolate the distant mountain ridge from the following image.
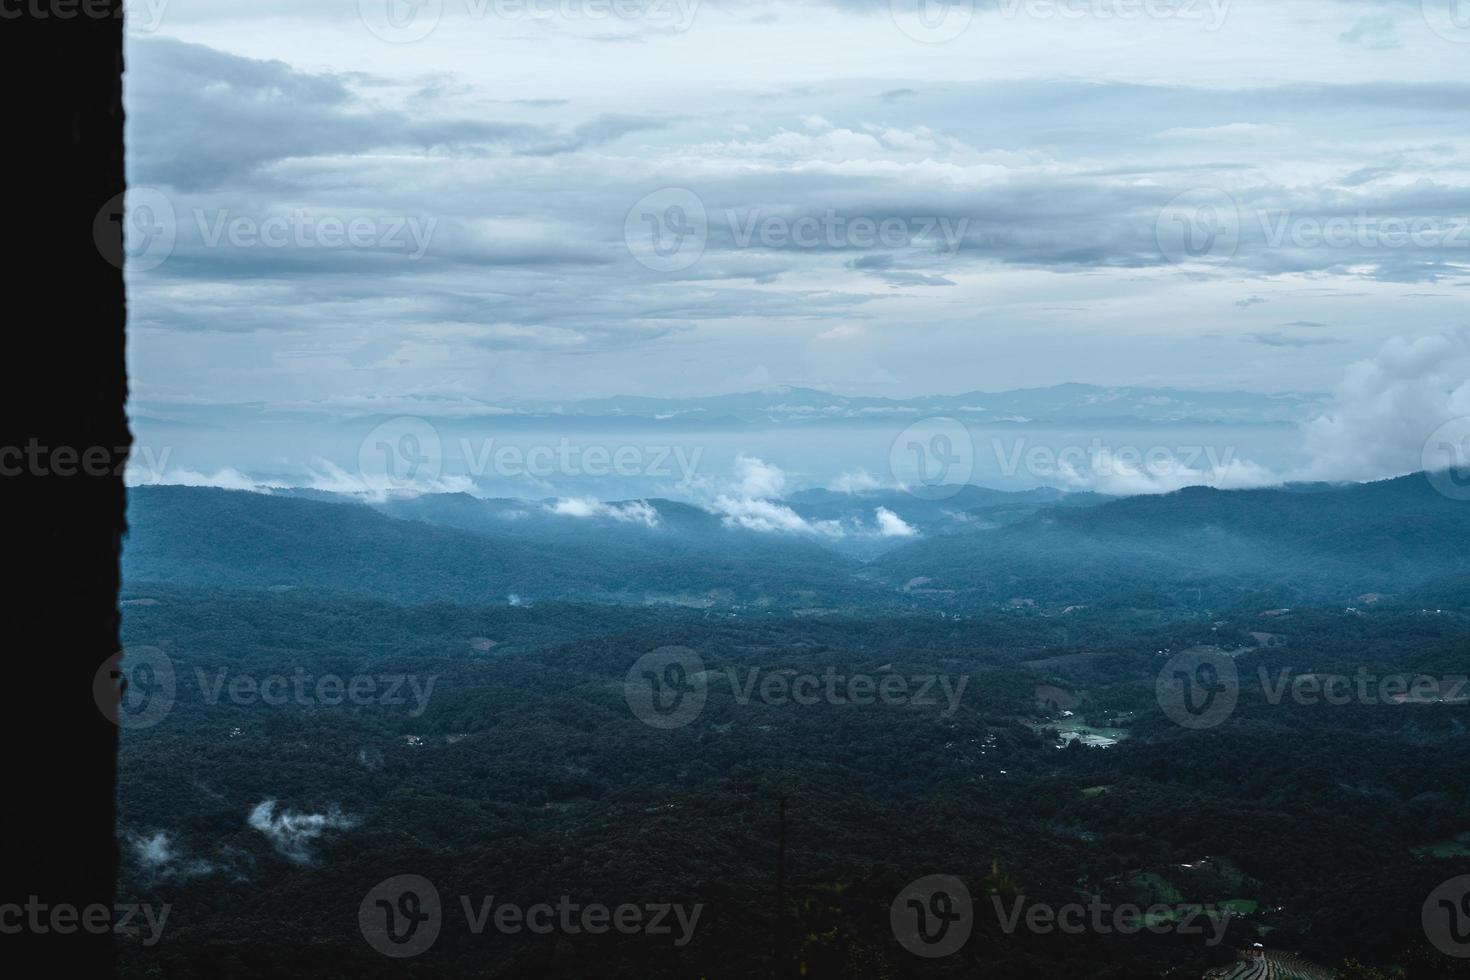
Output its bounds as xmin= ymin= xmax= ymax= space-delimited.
xmin=132 ymin=382 xmax=1324 ymax=430
xmin=125 ymin=473 xmax=1470 ymax=611
xmin=530 ymin=383 xmax=1321 ymax=426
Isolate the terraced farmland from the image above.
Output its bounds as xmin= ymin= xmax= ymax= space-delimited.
xmin=1208 ymin=950 xmax=1333 ymax=980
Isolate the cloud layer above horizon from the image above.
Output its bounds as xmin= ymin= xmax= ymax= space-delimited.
xmin=117 ymin=0 xmax=1470 ymax=490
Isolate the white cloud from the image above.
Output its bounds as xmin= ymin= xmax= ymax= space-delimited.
xmin=733 ymin=454 xmax=788 ymax=498
xmin=546 ymin=497 xmax=660 ymax=526
xmin=247 ymin=800 xmax=357 ymax=864
xmin=1054 ymin=447 xmax=1278 ymax=495
xmin=304 ymin=458 xmax=476 ymax=502
xmin=127 ymin=828 xmax=223 ymax=881
xmin=710 ymin=455 xmax=846 ymax=536
xmin=829 ymin=469 xmax=883 ymax=493
xmin=133 ymin=830 xmax=174 ymax=867
xmin=874 ymin=507 xmax=917 ymax=537
xmin=125 ymin=465 xmax=283 ymax=491
xmin=1297 ymin=331 xmax=1470 ymax=483
xmin=126 ymin=830 xmax=220 ymax=879
xmin=713 ymin=494 xmax=846 ymax=537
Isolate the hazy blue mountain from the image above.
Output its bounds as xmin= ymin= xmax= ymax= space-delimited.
xmin=127 ymin=475 xmax=1470 ymax=613
xmin=123 ymin=485 xmax=878 ymax=609
xmin=131 ymin=383 xmax=1323 ymax=434
xmin=873 ymin=473 xmax=1470 ymax=604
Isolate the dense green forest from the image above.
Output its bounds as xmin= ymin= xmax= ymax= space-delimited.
xmin=114 ymin=482 xmax=1470 ymax=978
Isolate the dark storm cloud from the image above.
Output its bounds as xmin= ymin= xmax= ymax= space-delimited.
xmin=127 ymin=38 xmax=546 ymax=191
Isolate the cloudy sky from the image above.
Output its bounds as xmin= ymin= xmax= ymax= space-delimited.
xmin=114 ymin=0 xmax=1470 ymax=497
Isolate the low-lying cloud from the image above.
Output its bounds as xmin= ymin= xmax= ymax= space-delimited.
xmin=546 ymin=497 xmax=660 ymax=526
xmin=1298 ymin=330 xmax=1470 ymax=484
xmin=247 ymin=800 xmax=358 ymax=864
xmin=127 ymin=830 xmax=220 ymax=879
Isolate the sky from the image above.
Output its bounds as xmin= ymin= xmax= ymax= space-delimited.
xmin=112 ymin=0 xmax=1470 ymax=495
